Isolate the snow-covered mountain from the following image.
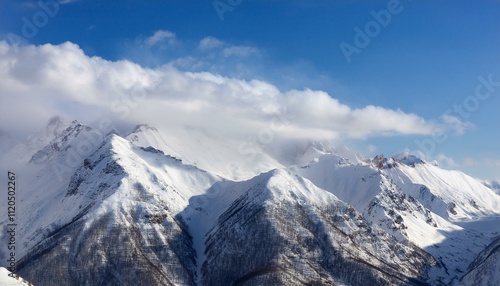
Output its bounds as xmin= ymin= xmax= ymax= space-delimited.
xmin=460 ymin=236 xmax=500 ymax=286
xmin=482 ymin=180 xmax=500 ymax=196
xmin=200 ymin=169 xmax=435 ymax=285
xmin=289 ymin=152 xmax=500 ymax=284
xmin=1 ymin=116 xmax=66 ymax=166
xmin=1 ymin=120 xmax=499 ymax=285
xmin=125 ymin=124 xmax=284 ymax=181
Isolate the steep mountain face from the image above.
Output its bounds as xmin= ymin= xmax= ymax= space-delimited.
xmin=3 ymin=123 xmax=218 ymax=285
xmin=289 ymin=153 xmax=500 ymax=284
xmin=201 ymin=170 xmax=435 ymax=285
xmin=460 ymin=237 xmax=500 ymax=286
xmin=1 ymin=120 xmax=499 ymax=285
xmin=1 ymin=116 xmax=66 ymax=166
xmin=383 ymin=157 xmax=500 ymax=220
xmin=125 ymin=124 xmax=284 ymax=181
xmin=482 ymin=180 xmax=500 ymax=196
xmin=5 ymin=121 xmax=107 ymax=257
xmin=288 ymin=154 xmax=437 ymax=241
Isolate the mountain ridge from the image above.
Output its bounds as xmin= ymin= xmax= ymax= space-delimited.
xmin=1 ymin=119 xmax=499 ymax=285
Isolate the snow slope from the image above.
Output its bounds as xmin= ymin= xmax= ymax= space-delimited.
xmin=289 ymin=152 xmax=500 ymax=284
xmin=460 ymin=236 xmax=500 ymax=286
xmin=384 ymin=161 xmax=500 ymax=219
xmin=1 ymin=122 xmax=221 ymax=285
xmin=482 ymin=180 xmax=500 ymax=196
xmin=1 ymin=120 xmax=499 ymax=285
xmin=1 ymin=116 xmax=66 ymax=166
xmin=126 ymin=124 xmax=284 ymax=180
xmin=0 ymin=268 xmax=31 ymax=286
xmin=289 ymin=154 xmax=380 ymax=211
xmin=201 ymin=169 xmax=436 ymax=285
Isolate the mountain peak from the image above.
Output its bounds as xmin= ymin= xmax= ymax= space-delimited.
xmin=370 ymin=152 xmax=426 ymax=169
xmin=371 ymin=154 xmax=399 ymax=169
xmin=131 ymin=124 xmax=159 ymax=133
xmin=4 ymin=119 xmax=500 ymax=286
xmin=29 ymin=120 xmax=104 ymax=165
xmin=46 ymin=115 xmax=65 ymax=134
xmin=126 ymin=124 xmax=166 ymax=149
xmin=393 ymin=152 xmax=425 ymax=167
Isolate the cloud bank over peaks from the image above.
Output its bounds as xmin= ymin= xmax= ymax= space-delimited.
xmin=0 ymin=41 xmax=468 ymax=146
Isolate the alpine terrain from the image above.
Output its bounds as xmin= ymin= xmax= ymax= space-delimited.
xmin=1 ymin=119 xmax=499 ymax=285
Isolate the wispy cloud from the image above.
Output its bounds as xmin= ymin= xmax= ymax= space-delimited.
xmin=436 ymin=153 xmax=459 ymax=168
xmin=144 ymin=30 xmax=178 ymax=47
xmin=222 ymin=46 xmax=260 ymax=58
xmin=199 ymin=36 xmax=223 ymax=50
xmin=441 ymin=114 xmax=473 ymax=135
xmin=58 ymin=0 xmax=79 ymax=4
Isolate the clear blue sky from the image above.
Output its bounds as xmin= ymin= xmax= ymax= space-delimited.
xmin=1 ymin=0 xmax=499 ymax=180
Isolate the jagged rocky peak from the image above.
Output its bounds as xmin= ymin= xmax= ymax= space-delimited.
xmin=30 ymin=115 xmax=66 ymax=139
xmin=202 ymin=169 xmax=436 ymax=285
xmin=131 ymin=124 xmax=159 ymax=133
xmin=371 ymin=152 xmax=425 ymax=169
xmin=13 ymin=130 xmax=212 ymax=286
xmin=3 ymin=118 xmax=500 ymax=285
xmin=24 ymin=116 xmax=66 ymax=148
xmin=371 ymin=154 xmax=399 ymax=169
xmin=40 ymin=115 xmax=66 ymax=138
xmin=29 ymin=120 xmax=105 ymax=164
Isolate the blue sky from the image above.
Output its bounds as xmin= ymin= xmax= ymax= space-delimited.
xmin=1 ymin=0 xmax=499 ymax=180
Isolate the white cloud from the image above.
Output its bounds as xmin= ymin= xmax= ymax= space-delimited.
xmin=144 ymin=30 xmax=177 ymax=47
xmin=441 ymin=114 xmax=473 ymax=135
xmin=436 ymin=153 xmax=459 ymax=168
xmin=222 ymin=46 xmax=260 ymax=58
xmin=0 ymin=41 xmax=461 ymax=144
xmin=199 ymin=36 xmax=223 ymax=50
